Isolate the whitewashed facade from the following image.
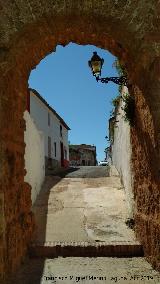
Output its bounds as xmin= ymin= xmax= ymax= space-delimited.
xmin=110 ymin=86 xmax=134 ymax=218
xmin=24 ymin=110 xmax=45 ymax=204
xmin=29 ymin=89 xmax=70 ymax=170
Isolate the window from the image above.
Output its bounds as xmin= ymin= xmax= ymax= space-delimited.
xmin=48 ymin=112 xmax=50 ymax=126
xmin=48 ymin=136 xmax=51 ymax=158
xmin=54 ymin=142 xmax=56 ymax=157
xmin=60 ymin=125 xmax=62 ymax=137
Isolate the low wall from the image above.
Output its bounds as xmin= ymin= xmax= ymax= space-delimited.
xmin=112 ymin=88 xmax=134 ymax=218
xmin=24 ymin=111 xmax=45 ymax=204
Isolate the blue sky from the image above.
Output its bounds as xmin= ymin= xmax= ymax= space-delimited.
xmin=28 ymin=43 xmax=119 ymax=162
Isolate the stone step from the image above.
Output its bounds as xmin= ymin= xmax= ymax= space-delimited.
xmin=29 ymin=241 xmax=144 ymax=258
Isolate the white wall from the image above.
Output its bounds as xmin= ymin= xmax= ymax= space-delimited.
xmin=62 ymin=127 xmax=69 ymax=160
xmin=30 ymin=90 xmax=69 ymax=164
xmin=112 ymin=86 xmax=134 ymax=218
xmin=24 ymin=110 xmax=45 ymax=204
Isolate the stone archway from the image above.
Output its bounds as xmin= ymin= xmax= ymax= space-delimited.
xmin=0 ymin=1 xmax=160 ymax=279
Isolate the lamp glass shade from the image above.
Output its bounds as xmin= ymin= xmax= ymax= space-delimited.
xmin=91 ymin=60 xmax=102 ymax=77
xmin=88 ymin=52 xmax=104 ymax=77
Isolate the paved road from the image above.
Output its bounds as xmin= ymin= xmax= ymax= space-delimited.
xmin=5 ymin=167 xmax=160 ymax=284
xmin=6 ymin=257 xmax=160 ymax=284
xmin=32 ymin=170 xmax=136 ymax=245
xmin=51 ymin=166 xmax=110 ymax=178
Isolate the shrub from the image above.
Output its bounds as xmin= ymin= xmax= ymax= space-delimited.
xmin=122 ymin=93 xmax=135 ymax=126
xmin=111 ymin=95 xmax=121 ymax=108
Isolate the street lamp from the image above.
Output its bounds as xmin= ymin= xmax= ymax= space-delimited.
xmin=88 ymin=51 xmax=128 ymax=86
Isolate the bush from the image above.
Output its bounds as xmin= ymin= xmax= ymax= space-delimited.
xmin=122 ymin=93 xmax=135 ymax=126
xmin=111 ymin=95 xmax=121 ymax=108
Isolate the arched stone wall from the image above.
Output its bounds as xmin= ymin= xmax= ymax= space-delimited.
xmin=0 ymin=0 xmax=160 ymax=279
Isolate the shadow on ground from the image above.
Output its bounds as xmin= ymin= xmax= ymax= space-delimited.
xmin=46 ymin=166 xmax=80 ymax=178
xmin=48 ymin=166 xmax=110 ymax=178
xmin=46 ymin=166 xmax=110 ymax=178
xmin=4 ymin=176 xmax=63 ymax=284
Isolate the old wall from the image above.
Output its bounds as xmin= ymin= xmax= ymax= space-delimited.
xmin=112 ymin=87 xmax=134 ymax=218
xmin=0 ymin=0 xmax=160 ymax=279
xmin=24 ymin=111 xmax=45 ymax=205
xmin=131 ymin=85 xmax=160 ymax=270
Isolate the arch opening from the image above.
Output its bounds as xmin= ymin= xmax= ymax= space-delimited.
xmin=25 ymin=43 xmax=135 ymax=251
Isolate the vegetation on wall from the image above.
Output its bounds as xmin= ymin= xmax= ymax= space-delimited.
xmin=111 ymin=95 xmax=121 ymax=108
xmin=110 ymin=60 xmax=135 ymax=126
xmin=110 ymin=95 xmax=121 ymax=119
xmin=113 ymin=59 xmax=127 ymax=95
xmin=122 ymin=93 xmax=135 ymax=126
xmin=108 ymin=59 xmax=134 ymax=144
xmin=110 ymin=93 xmax=135 ymax=127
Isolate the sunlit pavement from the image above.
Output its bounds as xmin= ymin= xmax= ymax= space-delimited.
xmin=32 ymin=166 xmax=138 ymax=246
xmin=5 ymin=166 xmax=160 ymax=284
xmin=6 ymin=257 xmax=160 ymax=284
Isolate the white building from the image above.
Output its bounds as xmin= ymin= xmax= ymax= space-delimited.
xmin=28 ymin=88 xmax=70 ymax=170
xmin=24 ymin=110 xmax=45 ymax=204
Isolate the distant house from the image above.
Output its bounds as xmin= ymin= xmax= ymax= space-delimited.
xmin=69 ymin=144 xmax=97 ymax=166
xmin=28 ymin=88 xmax=70 ymax=170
